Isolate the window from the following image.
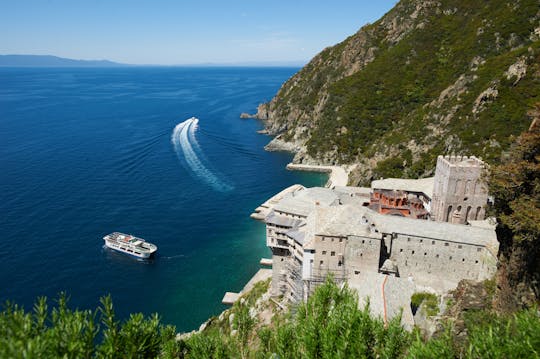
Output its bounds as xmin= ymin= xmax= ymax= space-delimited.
xmin=458 ymin=245 xmax=462 ymax=249
xmin=407 ymin=237 xmax=411 ymax=242
xmin=477 ymin=248 xmax=482 ymax=252
xmin=424 ymin=252 xmax=427 ymax=256
xmin=445 ymin=243 xmax=449 ymax=247
xmin=339 ymin=238 xmax=343 ymax=243
xmin=432 ymin=240 xmax=435 ymax=245
xmin=462 ymin=258 xmax=465 ymax=262
xmin=331 ymin=251 xmax=335 ymax=256
xmin=419 ymin=239 xmax=423 ymax=243
xmin=475 ymin=260 xmax=479 ymax=264
xmin=322 ymin=251 xmax=327 ymax=255
xmin=412 ymin=250 xmax=415 ymax=255
xmin=436 ymin=254 xmax=439 ymax=258
xmin=338 ymin=261 xmax=342 ymax=267
xmin=449 ymin=256 xmax=452 ymax=260
xmin=400 ymin=249 xmax=403 ymax=253
xmin=320 ymin=260 xmax=324 ymax=265
xmin=354 ymin=270 xmax=360 ymax=275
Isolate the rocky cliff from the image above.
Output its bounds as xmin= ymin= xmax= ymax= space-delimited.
xmin=257 ymin=0 xmax=540 ymax=185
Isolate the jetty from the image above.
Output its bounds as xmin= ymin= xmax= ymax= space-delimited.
xmin=285 ymin=163 xmax=348 ymax=188
xmin=222 ymin=266 xmax=272 ymax=305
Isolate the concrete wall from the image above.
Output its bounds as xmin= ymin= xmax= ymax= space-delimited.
xmin=345 ymin=235 xmax=381 ymax=279
xmin=312 ymin=234 xmax=347 ymax=278
xmin=389 ymin=233 xmax=495 ymax=291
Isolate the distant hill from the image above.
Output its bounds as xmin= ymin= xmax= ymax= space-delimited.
xmin=0 ymin=54 xmax=127 ymax=67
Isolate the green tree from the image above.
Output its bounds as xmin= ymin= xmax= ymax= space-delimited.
xmin=0 ymin=294 xmax=179 ymax=359
xmin=489 ymin=119 xmax=540 ymax=309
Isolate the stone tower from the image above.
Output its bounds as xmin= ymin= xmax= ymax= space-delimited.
xmin=431 ymin=155 xmax=488 ymax=224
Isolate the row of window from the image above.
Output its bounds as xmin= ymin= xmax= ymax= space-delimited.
xmin=318 ymin=260 xmax=343 ymax=267
xmin=402 ymin=255 xmax=480 ymax=264
xmin=399 ymin=248 xmax=481 ymax=261
xmin=275 ymin=210 xmax=303 ymax=219
xmin=404 ymin=237 xmax=482 ymax=251
xmin=320 ymin=236 xmax=344 ymax=243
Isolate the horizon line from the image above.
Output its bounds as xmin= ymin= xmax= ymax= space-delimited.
xmin=0 ymin=54 xmax=308 ymax=68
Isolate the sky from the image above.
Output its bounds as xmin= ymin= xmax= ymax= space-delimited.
xmin=0 ymin=0 xmax=397 ymax=65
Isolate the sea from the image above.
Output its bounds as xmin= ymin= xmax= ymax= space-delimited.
xmin=0 ymin=67 xmax=327 ymax=332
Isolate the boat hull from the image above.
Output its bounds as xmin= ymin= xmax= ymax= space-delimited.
xmin=104 ymin=239 xmax=155 ymax=259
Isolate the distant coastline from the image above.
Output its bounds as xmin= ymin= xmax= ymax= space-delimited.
xmin=0 ymin=54 xmax=306 ymax=68
xmin=0 ymin=54 xmax=127 ymax=67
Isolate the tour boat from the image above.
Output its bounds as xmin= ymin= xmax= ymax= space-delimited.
xmin=103 ymin=232 xmax=157 ymax=259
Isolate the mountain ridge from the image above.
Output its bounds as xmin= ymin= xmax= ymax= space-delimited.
xmin=0 ymin=54 xmax=126 ymax=67
xmin=256 ymin=0 xmax=540 ymax=186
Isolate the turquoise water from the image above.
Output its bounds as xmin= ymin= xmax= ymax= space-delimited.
xmin=0 ymin=67 xmax=326 ymax=331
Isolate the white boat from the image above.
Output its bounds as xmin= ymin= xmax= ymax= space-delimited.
xmin=103 ymin=232 xmax=157 ymax=259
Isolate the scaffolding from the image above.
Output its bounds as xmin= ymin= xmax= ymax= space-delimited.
xmin=305 ymin=268 xmax=348 ymax=298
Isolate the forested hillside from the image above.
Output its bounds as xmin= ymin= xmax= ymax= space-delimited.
xmin=257 ymin=0 xmax=539 ymax=184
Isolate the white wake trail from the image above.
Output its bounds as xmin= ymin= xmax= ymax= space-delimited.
xmin=171 ymin=117 xmax=233 ymax=192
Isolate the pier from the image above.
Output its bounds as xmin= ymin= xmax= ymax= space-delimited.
xmin=222 ymin=267 xmax=272 ymax=305
xmin=285 ymin=163 xmax=348 ymax=188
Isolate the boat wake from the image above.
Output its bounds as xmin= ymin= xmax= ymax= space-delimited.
xmin=171 ymin=117 xmax=234 ymax=192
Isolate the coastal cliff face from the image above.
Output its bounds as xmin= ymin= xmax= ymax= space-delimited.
xmin=257 ymin=0 xmax=540 ymax=185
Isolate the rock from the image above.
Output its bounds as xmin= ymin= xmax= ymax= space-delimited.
xmin=504 ymin=57 xmax=527 ymax=85
xmin=249 ymin=307 xmax=257 ymax=318
xmin=176 ymin=330 xmax=197 ymax=341
xmin=413 ymin=302 xmax=440 ymax=338
xmin=198 ymin=321 xmax=208 ymax=332
xmin=472 ymin=86 xmax=498 ymax=114
xmin=240 ymin=112 xmax=257 ymax=119
xmin=264 ymin=136 xmax=302 ymax=153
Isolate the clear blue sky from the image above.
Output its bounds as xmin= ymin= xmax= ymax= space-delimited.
xmin=0 ymin=0 xmax=397 ymax=65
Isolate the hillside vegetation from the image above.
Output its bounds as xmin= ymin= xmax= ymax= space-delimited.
xmin=4 ymin=279 xmax=537 ymax=358
xmin=257 ymin=0 xmax=540 ymax=184
xmin=179 ymin=278 xmax=540 ymax=359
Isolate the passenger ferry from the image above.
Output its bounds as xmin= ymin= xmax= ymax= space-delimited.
xmin=103 ymin=232 xmax=157 ymax=259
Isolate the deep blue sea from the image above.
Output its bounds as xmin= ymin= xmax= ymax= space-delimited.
xmin=0 ymin=67 xmax=326 ymax=331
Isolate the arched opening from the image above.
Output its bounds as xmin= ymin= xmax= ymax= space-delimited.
xmin=475 ymin=206 xmax=482 ymax=220
xmin=446 ymin=205 xmax=453 ymax=222
xmin=466 ymin=206 xmax=472 ymax=222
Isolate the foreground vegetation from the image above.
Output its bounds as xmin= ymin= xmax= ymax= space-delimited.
xmin=0 ymin=294 xmax=181 ymax=358
xmin=181 ymin=279 xmax=539 ymax=359
xmin=4 ymin=280 xmax=537 ymax=358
